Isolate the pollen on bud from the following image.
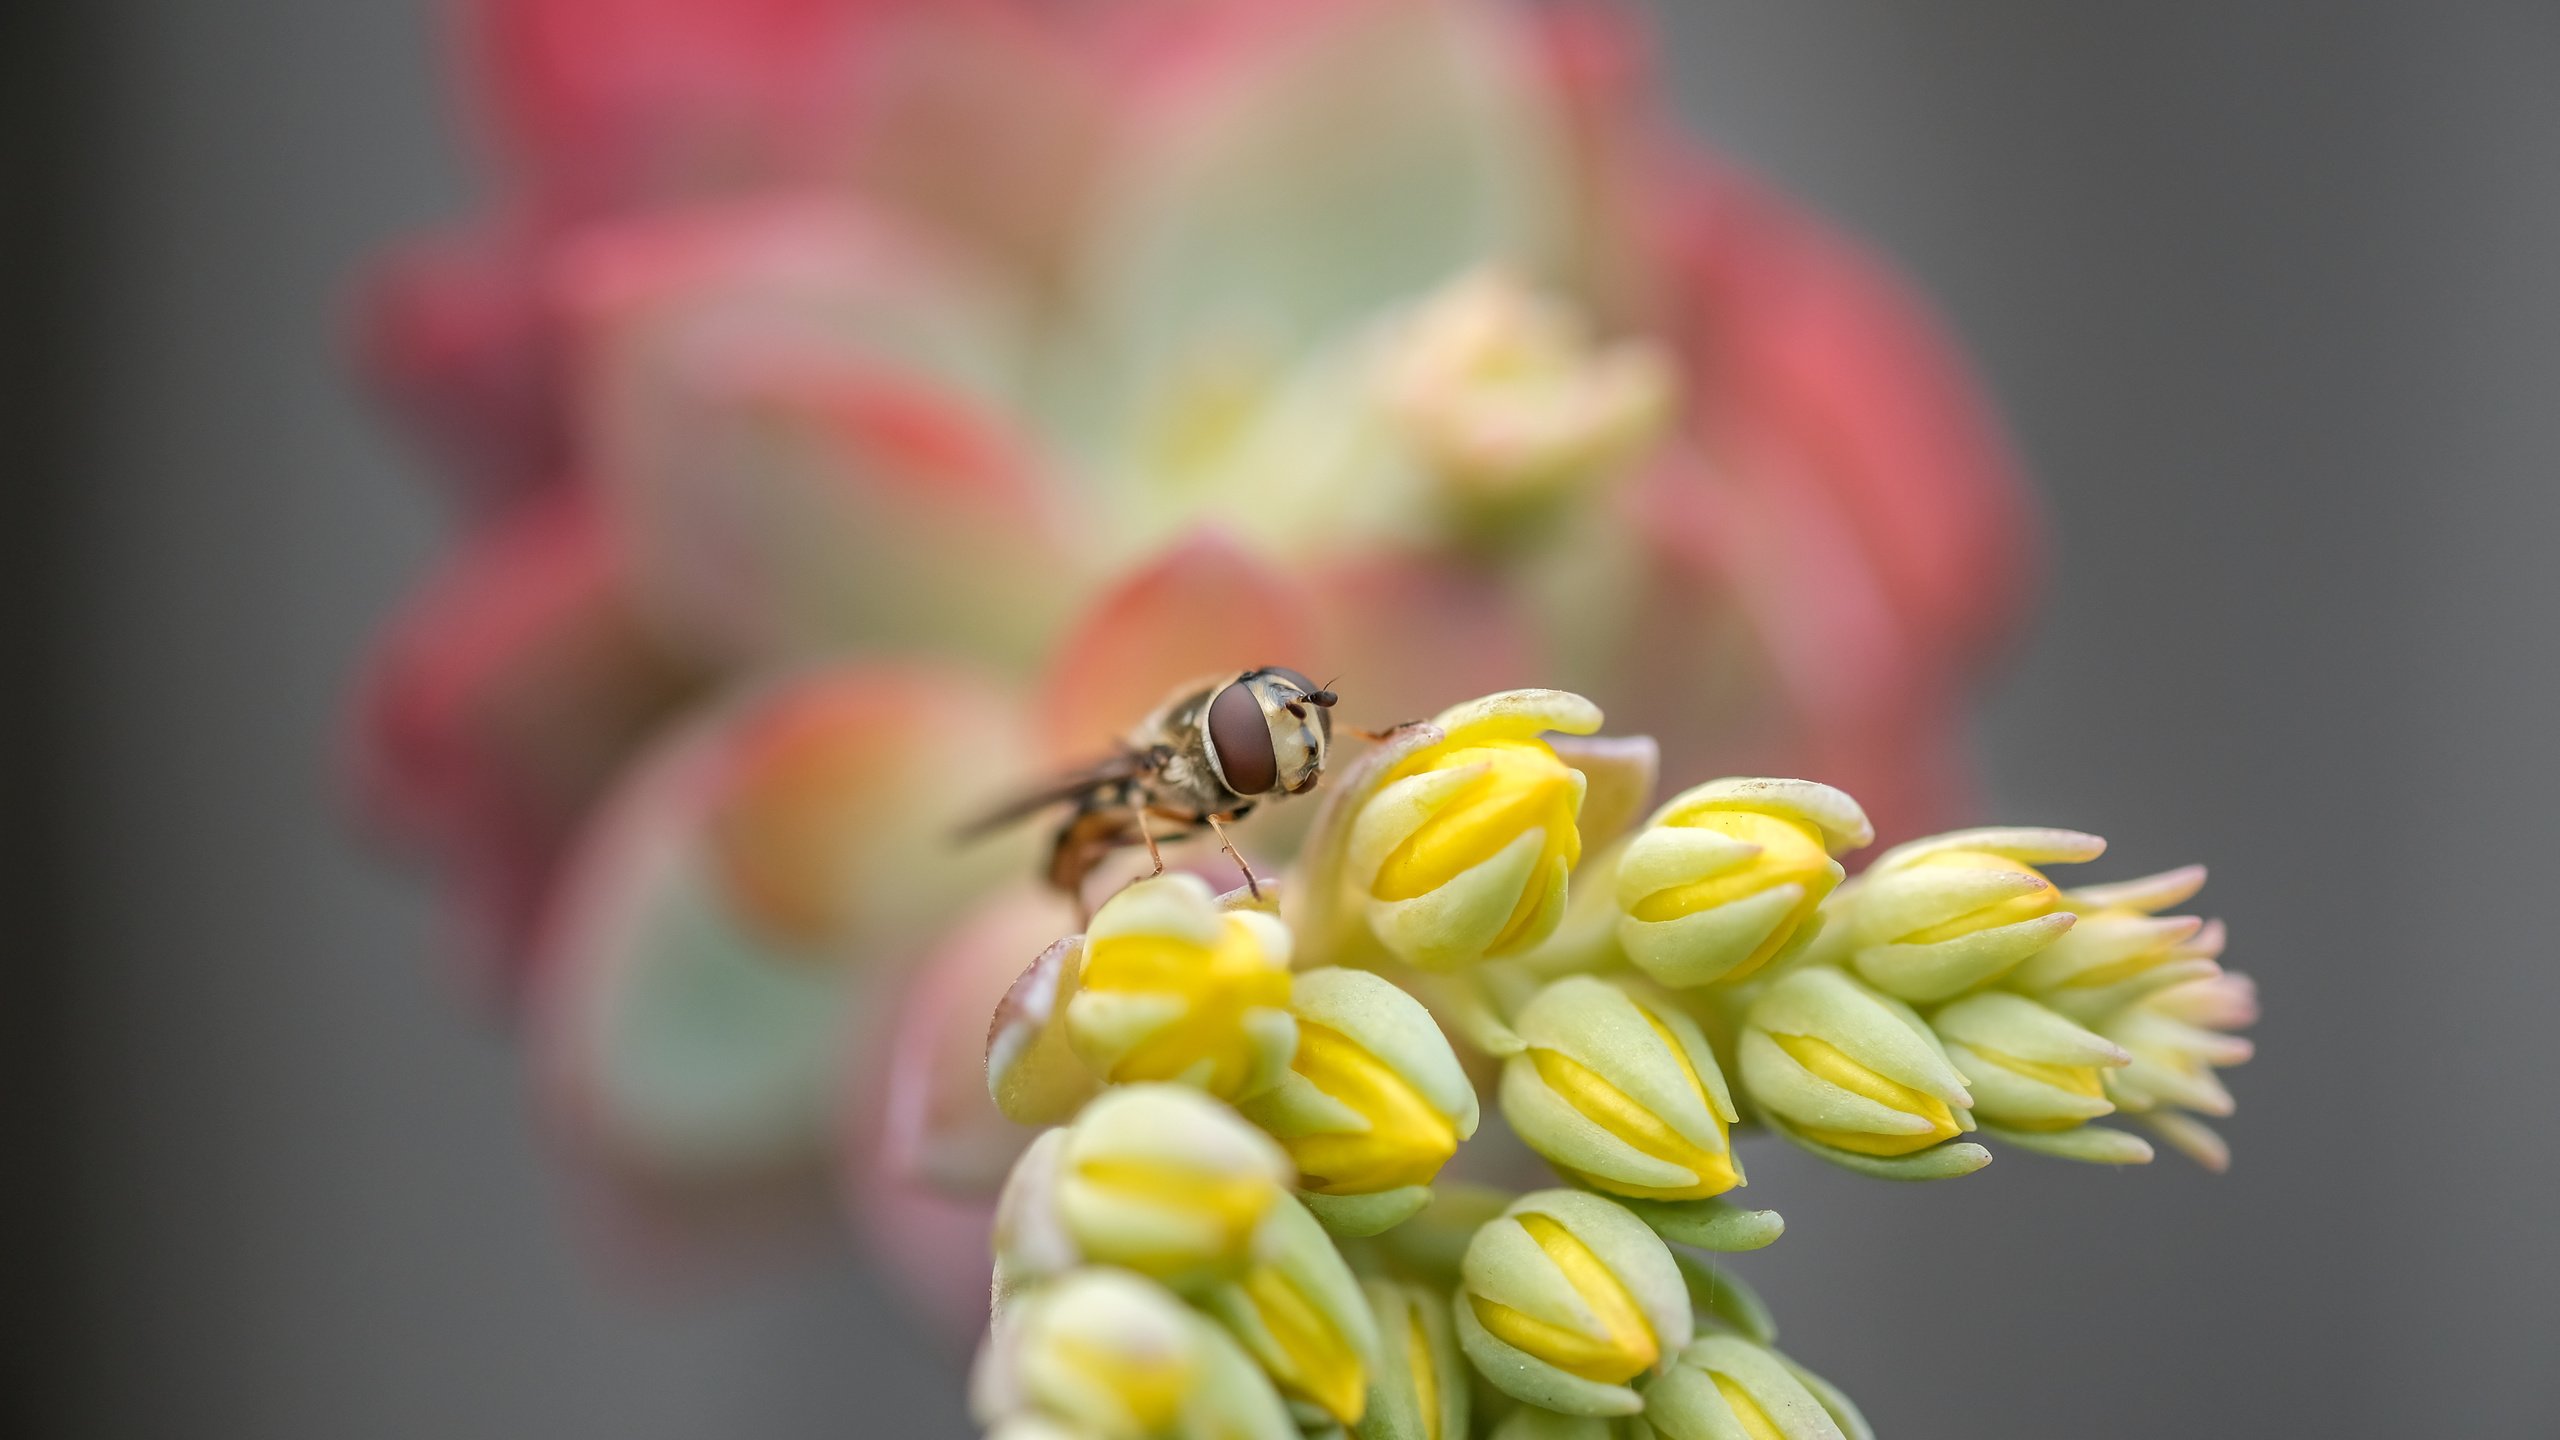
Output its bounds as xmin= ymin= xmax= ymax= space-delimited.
xmin=1640 ymin=1335 xmax=1852 ymax=1440
xmin=1837 ymin=828 xmax=2106 ymax=1002
xmin=1346 ymin=690 xmax=1601 ymax=970
xmin=1355 ymin=1278 xmax=1469 ymax=1440
xmin=1499 ymin=976 xmax=1743 ymax=1201
xmin=1737 ymin=968 xmax=1976 ymax=1160
xmin=1614 ymin=779 xmax=1873 ymax=988
xmin=972 ymin=1267 xmax=1296 ymax=1440
xmin=1201 ymin=1194 xmax=1381 ymax=1427
xmin=1381 ymin=266 xmax=1676 ymax=526
xmin=1000 ymin=1083 xmax=1292 ymax=1292
xmin=1455 ymin=1189 xmax=1692 ymax=1417
xmin=1240 ymin=967 xmax=1480 ymax=1237
xmin=1069 ymin=873 xmax=1298 ymax=1100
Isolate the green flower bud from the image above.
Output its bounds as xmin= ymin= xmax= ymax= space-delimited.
xmin=1614 ymin=780 xmax=1871 ymax=988
xmin=1345 ymin=691 xmax=1599 ymax=969
xmin=2098 ymin=970 xmax=2257 ymax=1170
xmin=973 ymin=1267 xmax=1296 ymax=1440
xmin=1488 ymin=1409 xmax=1618 ymax=1440
xmin=1840 ymin=828 xmax=2104 ymax=1001
xmin=1070 ymin=874 xmax=1297 ymax=1101
xmin=1456 ymin=1189 xmax=1692 ymax=1416
xmin=2012 ymin=866 xmax=2222 ymax=1021
xmin=1737 ymin=969 xmax=1974 ymax=1159
xmin=1202 ymin=1194 xmax=1381 ymax=1426
xmin=1499 ymin=976 xmax=1742 ymax=1200
xmin=1641 ymin=1336 xmax=1847 ymax=1440
xmin=1240 ymin=967 xmax=1481 ymax=1237
xmin=1354 ymin=1279 xmax=1469 ymax=1440
xmin=1047 ymin=1083 xmax=1293 ymax=1290
xmin=1931 ymin=992 xmax=2128 ymax=1135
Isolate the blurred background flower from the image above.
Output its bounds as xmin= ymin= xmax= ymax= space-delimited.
xmin=341 ymin=0 xmax=2038 ymax=1299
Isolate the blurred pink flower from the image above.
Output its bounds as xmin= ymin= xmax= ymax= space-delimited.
xmin=349 ymin=0 xmax=2036 ymax=1291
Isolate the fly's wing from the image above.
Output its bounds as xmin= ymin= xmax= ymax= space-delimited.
xmin=952 ymin=751 xmax=1152 ymax=843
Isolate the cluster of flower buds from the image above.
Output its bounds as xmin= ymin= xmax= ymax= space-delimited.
xmin=974 ymin=690 xmax=2253 ymax=1438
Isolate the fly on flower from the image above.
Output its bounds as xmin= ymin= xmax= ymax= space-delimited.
xmin=961 ymin=667 xmax=1338 ymax=906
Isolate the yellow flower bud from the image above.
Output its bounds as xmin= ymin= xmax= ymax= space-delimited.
xmin=1382 ymin=267 xmax=1676 ymax=521
xmin=1354 ymin=1279 xmax=1469 ymax=1440
xmin=1456 ymin=1190 xmax=1692 ymax=1417
xmin=1203 ymin=1194 xmax=1380 ymax=1426
xmin=1737 ymin=968 xmax=1974 ymax=1160
xmin=1001 ymin=1083 xmax=1291 ymax=1291
xmin=1931 ymin=992 xmax=2129 ymax=1135
xmin=1499 ymin=976 xmax=1742 ymax=1201
xmin=1615 ymin=779 xmax=1872 ymax=988
xmin=973 ymin=1267 xmax=1296 ymax=1440
xmin=1640 ymin=1336 xmax=1851 ymax=1440
xmin=1840 ymin=828 xmax=2104 ymax=1001
xmin=1346 ymin=691 xmax=1600 ymax=969
xmin=1069 ymin=874 xmax=1297 ymax=1100
xmin=1240 ymin=967 xmax=1480 ymax=1237
xmin=2012 ymin=865 xmax=2223 ymax=1020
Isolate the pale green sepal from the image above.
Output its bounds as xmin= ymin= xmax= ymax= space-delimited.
xmin=1932 ymin=991 xmax=2128 ymax=1067
xmin=1205 ymin=1194 xmax=1381 ymax=1418
xmin=1747 ymin=969 xmax=1972 ymax=1106
xmin=1431 ymin=688 xmax=1605 ymax=744
xmin=1869 ymin=826 xmax=2106 ymax=870
xmin=1671 ymin=1251 xmax=1776 ymax=1346
xmin=1289 ymin=721 xmax=1449 ymax=964
xmin=1452 ymin=1296 xmax=1643 ymax=1418
xmin=1548 ymin=733 xmax=1660 ymax=851
xmin=1356 ymin=1279 xmax=1469 ymax=1440
xmin=2067 ymin=863 xmax=2207 ymax=915
xmin=1978 ymin=1122 xmax=2155 ymax=1165
xmin=1292 ymin=965 xmax=1482 ymax=1136
xmin=1307 ymin=1186 xmax=1435 ymax=1237
xmin=1488 ymin=1407 xmax=1621 ymax=1440
xmin=1776 ymin=1352 xmax=1874 ymax=1440
xmin=1764 ymin=1118 xmax=1992 ymax=1181
xmin=1644 ymin=1336 xmax=1845 ymax=1440
xmin=1368 ymin=826 xmax=1549 ymax=970
xmin=2136 ymin=1110 xmax=2232 ymax=1172
xmin=1620 ymin=882 xmax=1805 ymax=989
xmin=1610 ymin=1195 xmax=1785 ymax=1253
xmin=987 ymin=935 xmax=1099 ymax=1126
xmin=1851 ymin=913 xmax=2076 ymax=1002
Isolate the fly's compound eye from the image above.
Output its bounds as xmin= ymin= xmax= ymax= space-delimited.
xmin=1206 ymin=679 xmax=1279 ymax=796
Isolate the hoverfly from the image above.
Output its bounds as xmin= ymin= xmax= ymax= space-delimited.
xmin=962 ymin=667 xmax=1337 ymax=908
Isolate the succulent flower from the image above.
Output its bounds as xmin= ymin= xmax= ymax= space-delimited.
xmin=996 ymin=1083 xmax=1293 ymax=1293
xmin=1382 ymin=267 xmax=1676 ymax=527
xmin=1239 ymin=967 xmax=1480 ymax=1237
xmin=1930 ymin=991 xmax=2129 ymax=1137
xmin=1836 ymin=828 xmax=2105 ymax=1001
xmin=972 ymin=1267 xmax=1295 ymax=1440
xmin=1639 ymin=1335 xmax=1849 ymax=1440
xmin=2097 ymin=970 xmax=2258 ymax=1170
xmin=2010 ymin=864 xmax=2223 ymax=1019
xmin=1455 ymin=1189 xmax=1692 ymax=1416
xmin=1354 ymin=1279 xmax=1470 ymax=1440
xmin=1344 ymin=691 xmax=1601 ymax=969
xmin=1201 ymin=1194 xmax=1381 ymax=1427
xmin=1736 ymin=968 xmax=1976 ymax=1162
xmin=1499 ymin=976 xmax=1742 ymax=1201
xmin=1068 ymin=875 xmax=1297 ymax=1101
xmin=1614 ymin=779 xmax=1873 ymax=988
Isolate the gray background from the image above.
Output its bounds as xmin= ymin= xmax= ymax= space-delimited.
xmin=12 ymin=2 xmax=2555 ymax=1436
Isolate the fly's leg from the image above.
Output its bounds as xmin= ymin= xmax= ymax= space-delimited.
xmin=1132 ymin=802 xmax=1166 ymax=877
xmin=1206 ymin=813 xmax=1262 ymax=900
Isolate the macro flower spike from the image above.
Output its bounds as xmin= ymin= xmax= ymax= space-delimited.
xmin=1345 ymin=690 xmax=1602 ymax=970
xmin=1615 ymin=778 xmax=1873 ymax=989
